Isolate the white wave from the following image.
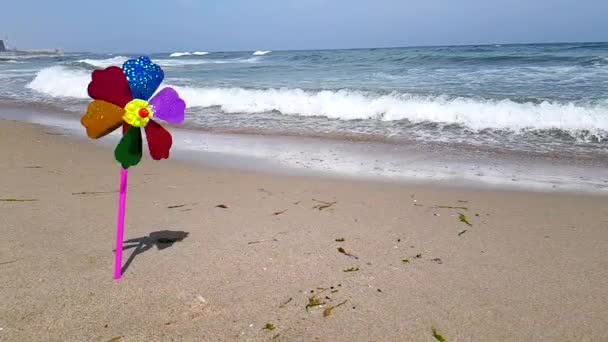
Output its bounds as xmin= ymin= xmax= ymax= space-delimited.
xmin=78 ymin=56 xmax=128 ymax=68
xmin=26 ymin=66 xmax=90 ymax=98
xmin=170 ymin=51 xmax=208 ymax=57
xmin=253 ymin=50 xmax=271 ymax=56
xmin=23 ymin=67 xmax=608 ymax=135
xmin=156 ymin=57 xmax=259 ymax=67
xmin=170 ymin=52 xmax=191 ymax=57
xmin=172 ymin=86 xmax=608 ymax=133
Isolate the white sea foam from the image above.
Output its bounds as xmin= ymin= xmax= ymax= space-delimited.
xmin=253 ymin=50 xmax=271 ymax=56
xmin=78 ymin=55 xmax=257 ymax=68
xmin=170 ymin=51 xmax=209 ymax=57
xmin=170 ymin=52 xmax=191 ymax=57
xmin=78 ymin=56 xmax=128 ymax=68
xmin=25 ymin=66 xmax=608 ymax=135
xmin=156 ymin=57 xmax=260 ymax=67
xmin=26 ymin=66 xmax=90 ymax=98
xmin=173 ymin=86 xmax=608 ymax=133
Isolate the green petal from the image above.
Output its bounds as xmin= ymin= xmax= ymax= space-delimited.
xmin=114 ymin=126 xmax=142 ymax=169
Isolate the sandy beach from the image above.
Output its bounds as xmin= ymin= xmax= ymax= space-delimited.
xmin=1 ymin=118 xmax=607 ymax=341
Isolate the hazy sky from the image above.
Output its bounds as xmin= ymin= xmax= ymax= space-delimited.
xmin=2 ymin=0 xmax=606 ymax=52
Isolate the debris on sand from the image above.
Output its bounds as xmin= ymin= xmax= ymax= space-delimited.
xmin=459 ymin=213 xmax=472 ymax=226
xmin=312 ymin=199 xmax=337 ymax=210
xmin=247 ymin=238 xmax=278 ymax=245
xmin=437 ymin=205 xmax=468 ymax=210
xmin=72 ymin=191 xmax=117 ymax=195
xmin=279 ymin=297 xmax=293 ymax=308
xmin=337 ymin=247 xmax=359 ymax=259
xmin=306 ymin=296 xmax=325 ymax=311
xmin=432 ymin=327 xmax=447 ymax=341
xmin=323 ymin=300 xmax=347 ymax=317
xmin=263 ymin=323 xmax=276 ymax=331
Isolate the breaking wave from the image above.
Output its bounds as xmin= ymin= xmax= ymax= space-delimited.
xmin=169 ymin=51 xmax=209 ymax=57
xmin=25 ymin=66 xmax=608 ymax=141
xmin=77 ymin=56 xmax=129 ymax=68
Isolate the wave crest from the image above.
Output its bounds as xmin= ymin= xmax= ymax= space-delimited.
xmin=25 ymin=66 xmax=608 ymax=138
xmin=253 ymin=50 xmax=271 ymax=56
xmin=170 ymin=51 xmax=209 ymax=57
xmin=77 ymin=56 xmax=128 ymax=68
xmin=173 ymin=86 xmax=608 ymax=134
xmin=26 ymin=66 xmax=90 ymax=98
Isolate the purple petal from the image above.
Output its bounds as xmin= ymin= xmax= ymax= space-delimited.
xmin=150 ymin=87 xmax=186 ymax=124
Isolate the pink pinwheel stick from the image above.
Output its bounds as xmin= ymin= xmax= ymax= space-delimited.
xmin=114 ymin=168 xmax=128 ymax=280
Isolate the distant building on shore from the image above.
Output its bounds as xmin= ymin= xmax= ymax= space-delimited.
xmin=0 ymin=39 xmax=62 ymax=55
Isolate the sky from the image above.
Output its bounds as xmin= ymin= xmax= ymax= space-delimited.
xmin=1 ymin=0 xmax=607 ymax=52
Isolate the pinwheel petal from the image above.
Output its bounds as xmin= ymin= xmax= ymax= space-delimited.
xmin=87 ymin=66 xmax=133 ymax=107
xmin=81 ymin=100 xmax=125 ymax=139
xmin=145 ymin=120 xmax=173 ymax=160
xmin=149 ymin=87 xmax=186 ymax=124
xmin=114 ymin=126 xmax=142 ymax=169
xmin=122 ymin=56 xmax=164 ymax=100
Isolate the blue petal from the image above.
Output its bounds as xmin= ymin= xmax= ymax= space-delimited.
xmin=122 ymin=56 xmax=164 ymax=100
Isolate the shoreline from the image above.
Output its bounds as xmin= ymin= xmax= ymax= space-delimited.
xmin=1 ymin=118 xmax=607 ymax=341
xmin=0 ymin=102 xmax=607 ymax=195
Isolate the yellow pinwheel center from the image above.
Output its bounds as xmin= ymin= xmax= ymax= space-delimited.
xmin=123 ymin=99 xmax=154 ymax=128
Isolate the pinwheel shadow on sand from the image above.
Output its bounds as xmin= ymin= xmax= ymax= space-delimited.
xmin=118 ymin=230 xmax=189 ymax=275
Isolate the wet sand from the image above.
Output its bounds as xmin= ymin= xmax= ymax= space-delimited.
xmin=1 ymin=119 xmax=607 ymax=341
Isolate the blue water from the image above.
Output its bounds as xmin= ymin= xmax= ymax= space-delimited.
xmin=0 ymin=42 xmax=607 ymax=156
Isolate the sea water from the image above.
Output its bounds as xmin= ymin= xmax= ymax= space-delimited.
xmin=0 ymin=43 xmax=607 ymax=158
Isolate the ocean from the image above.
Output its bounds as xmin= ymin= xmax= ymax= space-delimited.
xmin=0 ymin=43 xmax=607 ymax=159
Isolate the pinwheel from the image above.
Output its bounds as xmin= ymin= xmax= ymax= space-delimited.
xmin=81 ymin=56 xmax=186 ymax=280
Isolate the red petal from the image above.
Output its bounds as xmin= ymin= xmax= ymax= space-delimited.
xmin=87 ymin=66 xmax=133 ymax=108
xmin=145 ymin=120 xmax=173 ymax=160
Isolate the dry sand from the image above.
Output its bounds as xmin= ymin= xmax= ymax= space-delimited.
xmin=1 ymin=119 xmax=607 ymax=341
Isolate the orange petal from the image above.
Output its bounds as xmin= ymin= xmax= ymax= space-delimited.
xmin=81 ymin=100 xmax=125 ymax=139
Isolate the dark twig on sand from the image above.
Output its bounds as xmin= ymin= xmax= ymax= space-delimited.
xmin=0 ymin=258 xmax=24 ymax=266
xmin=312 ymin=199 xmax=337 ymax=210
xmin=459 ymin=213 xmax=472 ymax=226
xmin=323 ymin=300 xmax=348 ymax=317
xmin=248 ymin=238 xmax=278 ymax=245
xmin=0 ymin=198 xmax=37 ymax=202
xmin=72 ymin=191 xmax=117 ymax=195
xmin=279 ymin=297 xmax=293 ymax=308
xmin=436 ymin=205 xmax=468 ymax=210
xmin=338 ymin=247 xmax=359 ymax=259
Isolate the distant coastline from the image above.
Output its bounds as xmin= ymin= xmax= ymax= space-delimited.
xmin=0 ymin=39 xmax=62 ymax=55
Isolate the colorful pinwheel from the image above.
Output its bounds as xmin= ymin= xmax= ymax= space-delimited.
xmin=80 ymin=56 xmax=186 ymax=280
xmin=81 ymin=56 xmax=185 ymax=168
